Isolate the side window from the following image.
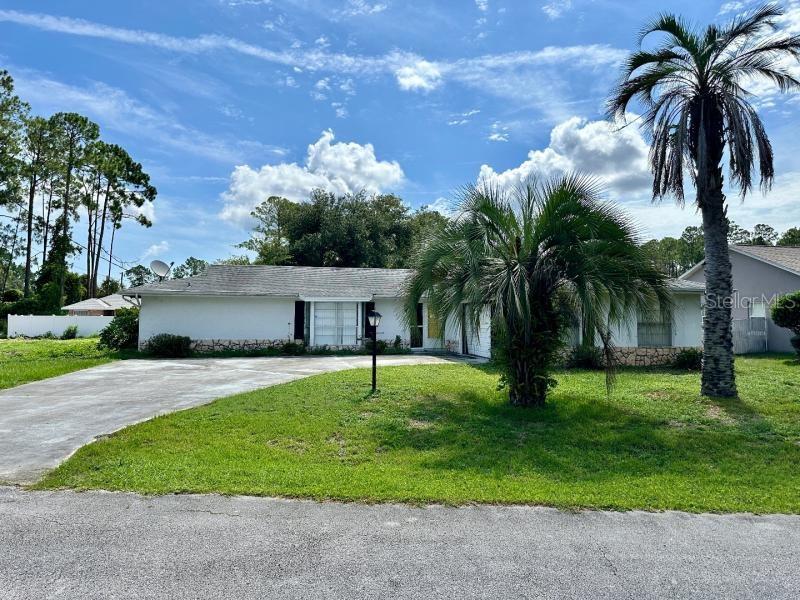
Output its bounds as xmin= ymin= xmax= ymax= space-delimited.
xmin=749 ymin=299 xmax=766 ymax=319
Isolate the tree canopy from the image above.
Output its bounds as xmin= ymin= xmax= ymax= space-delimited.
xmin=238 ymin=191 xmax=448 ymax=268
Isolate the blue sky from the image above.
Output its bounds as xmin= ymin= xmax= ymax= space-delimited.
xmin=1 ymin=0 xmax=800 ymax=277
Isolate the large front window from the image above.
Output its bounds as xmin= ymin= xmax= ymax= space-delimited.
xmin=637 ymin=310 xmax=672 ymax=347
xmin=314 ymin=302 xmax=358 ymax=346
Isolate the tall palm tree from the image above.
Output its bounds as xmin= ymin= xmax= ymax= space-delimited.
xmin=405 ymin=175 xmax=671 ymax=407
xmin=609 ymin=4 xmax=800 ymax=397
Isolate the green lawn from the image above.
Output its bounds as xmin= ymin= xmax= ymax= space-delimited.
xmin=0 ymin=338 xmax=125 ymax=390
xmin=36 ymin=356 xmax=800 ymax=513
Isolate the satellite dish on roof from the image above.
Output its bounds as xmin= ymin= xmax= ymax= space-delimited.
xmin=150 ymin=260 xmax=173 ymax=280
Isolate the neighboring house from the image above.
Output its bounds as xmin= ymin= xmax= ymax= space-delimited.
xmin=681 ymin=245 xmax=800 ymax=353
xmin=124 ymin=264 xmax=704 ymax=364
xmin=62 ymin=294 xmax=137 ymax=316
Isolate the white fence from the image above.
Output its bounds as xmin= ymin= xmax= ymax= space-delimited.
xmin=7 ymin=315 xmax=114 ymax=338
xmin=732 ymin=317 xmax=768 ymax=354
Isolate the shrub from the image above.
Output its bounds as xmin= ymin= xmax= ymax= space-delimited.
xmin=143 ymin=333 xmax=192 ymax=358
xmin=2 ymin=288 xmax=22 ymax=302
xmin=565 ymin=345 xmax=604 ymax=370
xmin=393 ymin=335 xmax=403 ymax=349
xmin=365 ymin=338 xmax=388 ymax=354
xmin=671 ymin=348 xmax=703 ymax=371
xmin=61 ymin=325 xmax=79 ymax=340
xmin=98 ymin=307 xmax=139 ymax=350
xmin=280 ymin=340 xmax=306 ymax=355
xmin=40 ymin=331 xmax=56 ymax=340
xmin=771 ymin=291 xmax=800 ymax=357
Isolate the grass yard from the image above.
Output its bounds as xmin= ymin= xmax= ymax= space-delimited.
xmin=36 ymin=356 xmax=800 ymax=513
xmin=0 ymin=338 xmax=127 ymax=390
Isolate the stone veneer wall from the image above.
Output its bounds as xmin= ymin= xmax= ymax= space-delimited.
xmin=189 ymin=339 xmax=368 ymax=353
xmin=190 ymin=339 xmax=301 ymax=353
xmin=611 ymin=346 xmax=700 ymax=367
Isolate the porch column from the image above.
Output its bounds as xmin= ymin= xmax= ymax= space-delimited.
xmin=309 ymin=301 xmax=315 ymax=347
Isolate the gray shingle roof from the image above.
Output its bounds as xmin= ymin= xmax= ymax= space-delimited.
xmin=667 ymin=279 xmax=705 ymax=293
xmin=62 ymin=294 xmax=137 ymax=311
xmin=124 ymin=265 xmax=704 ymax=298
xmin=124 ymin=265 xmax=414 ymax=299
xmin=732 ymin=245 xmax=800 ymax=277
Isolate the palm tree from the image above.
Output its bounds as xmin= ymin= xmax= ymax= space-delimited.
xmin=608 ymin=4 xmax=800 ymax=397
xmin=405 ymin=175 xmax=672 ymax=407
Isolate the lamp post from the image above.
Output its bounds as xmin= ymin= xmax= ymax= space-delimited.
xmin=367 ymin=310 xmax=382 ymax=392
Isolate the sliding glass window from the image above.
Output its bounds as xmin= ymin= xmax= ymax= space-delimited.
xmin=314 ymin=302 xmax=359 ymax=346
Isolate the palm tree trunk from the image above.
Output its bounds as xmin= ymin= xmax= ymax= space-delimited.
xmin=698 ymin=173 xmax=737 ymax=397
xmin=506 ymin=336 xmax=548 ymax=407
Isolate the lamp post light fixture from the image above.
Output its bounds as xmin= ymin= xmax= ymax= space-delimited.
xmin=367 ymin=310 xmax=382 ymax=392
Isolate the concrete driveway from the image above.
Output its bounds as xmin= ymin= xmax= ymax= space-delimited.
xmin=0 ymin=354 xmax=450 ymax=484
xmin=2 ymin=486 xmax=798 ymax=599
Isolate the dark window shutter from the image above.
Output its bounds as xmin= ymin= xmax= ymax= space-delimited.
xmin=294 ymin=301 xmax=305 ymax=340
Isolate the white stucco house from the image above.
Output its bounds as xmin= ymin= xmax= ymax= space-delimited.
xmin=123 ymin=264 xmax=704 ymax=364
xmin=124 ymin=265 xmax=492 ymax=357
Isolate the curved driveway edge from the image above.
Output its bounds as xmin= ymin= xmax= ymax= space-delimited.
xmin=1 ymin=485 xmax=798 ymax=599
xmin=0 ymin=355 xmax=452 ymax=484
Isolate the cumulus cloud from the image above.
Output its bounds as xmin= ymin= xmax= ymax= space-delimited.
xmin=220 ymin=130 xmax=404 ymax=224
xmin=478 ymin=117 xmax=651 ymax=197
xmin=425 ymin=197 xmax=456 ymax=216
xmin=394 ymin=57 xmax=442 ymax=92
xmin=143 ymin=241 xmax=170 ymax=259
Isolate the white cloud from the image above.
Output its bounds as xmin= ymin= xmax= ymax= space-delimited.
xmin=478 ymin=117 xmax=651 ymax=196
xmin=143 ymin=241 xmax=170 ymax=259
xmin=542 ymin=0 xmax=573 ymax=19
xmin=12 ymin=72 xmax=284 ymax=164
xmin=487 ymin=121 xmax=510 ymax=142
xmin=426 ymin=197 xmax=455 ymax=216
xmin=339 ymin=78 xmax=355 ymax=95
xmin=718 ymin=1 xmax=750 ymax=15
xmin=220 ymin=130 xmax=404 ymax=224
xmin=475 ymin=0 xmax=489 ymax=12
xmin=340 ymin=0 xmax=388 ymax=16
xmin=394 ymin=57 xmax=442 ymax=92
xmin=780 ymin=1 xmax=800 ymax=33
xmin=479 ymin=115 xmax=800 ymax=239
xmin=0 ymin=10 xmax=623 ymax=103
xmin=331 ymin=102 xmax=348 ymax=118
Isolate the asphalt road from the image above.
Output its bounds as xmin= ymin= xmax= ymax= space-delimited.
xmin=1 ymin=486 xmax=798 ymax=599
xmin=0 ymin=354 xmax=450 ymax=483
